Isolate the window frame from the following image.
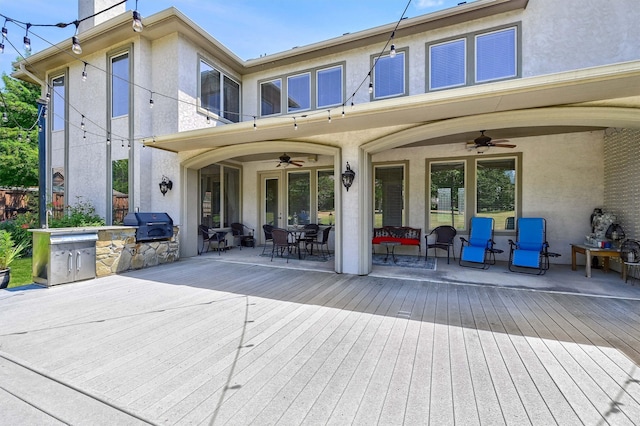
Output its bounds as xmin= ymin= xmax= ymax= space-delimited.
xmin=426 ymin=22 xmax=521 ymax=92
xmin=198 ymin=57 xmax=242 ymax=123
xmin=428 ymin=38 xmax=467 ymax=91
xmin=259 ymin=62 xmax=345 ymax=117
xmin=199 ymin=163 xmax=243 ymax=228
xmin=371 ymin=48 xmax=409 ymax=100
xmin=287 ymin=72 xmax=311 ymax=113
xmin=426 ymin=153 xmax=522 ymax=233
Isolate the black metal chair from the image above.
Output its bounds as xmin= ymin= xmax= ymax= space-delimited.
xmin=302 ymin=223 xmax=320 ymax=254
xmin=425 ymin=226 xmax=457 ymax=264
xmin=308 ymin=226 xmax=332 ymax=259
xmin=230 ymin=223 xmax=255 ymax=250
xmin=271 ymin=228 xmax=295 ymax=263
xmin=261 ymin=224 xmax=274 ymax=255
xmin=198 ymin=225 xmax=227 ymax=255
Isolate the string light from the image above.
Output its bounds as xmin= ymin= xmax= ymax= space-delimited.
xmin=80 ymin=115 xmax=85 ymax=129
xmin=253 ymin=116 xmax=257 ymax=130
xmin=82 ymin=62 xmax=88 ymax=81
xmin=132 ymin=0 xmax=143 ymax=33
xmin=206 ymin=109 xmax=210 ymax=124
xmin=368 ymin=72 xmax=373 ymax=94
xmin=0 ymin=22 xmax=6 ymax=54
xmin=71 ymin=22 xmax=82 ymax=55
xmin=149 ymin=91 xmax=154 ymax=109
xmin=327 ymin=110 xmax=331 ymax=123
xmin=23 ymin=23 xmax=31 ymax=52
xmin=293 ymin=117 xmax=298 ymax=130
xmin=389 ymin=31 xmax=397 ymax=58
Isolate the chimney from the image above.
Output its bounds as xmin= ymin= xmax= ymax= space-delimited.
xmin=78 ymin=0 xmax=126 ymax=33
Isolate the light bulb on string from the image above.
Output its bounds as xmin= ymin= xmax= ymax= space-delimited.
xmin=82 ymin=62 xmax=87 ymax=82
xmin=368 ymin=72 xmax=373 ymax=94
xmin=132 ymin=0 xmax=143 ymax=33
xmin=71 ymin=22 xmax=82 ymax=55
xmin=390 ymin=44 xmax=396 ymax=58
xmin=294 ymin=117 xmax=298 ymax=130
xmin=253 ymin=116 xmax=257 ymax=131
xmin=341 ymin=105 xmax=345 ymax=118
xmin=23 ymin=24 xmax=31 ymax=53
xmin=149 ymin=92 xmax=154 ymax=109
xmin=80 ymin=115 xmax=85 ymax=130
xmin=0 ymin=42 xmax=4 ymax=55
xmin=327 ymin=110 xmax=331 ymax=123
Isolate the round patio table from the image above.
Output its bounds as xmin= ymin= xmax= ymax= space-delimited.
xmin=380 ymin=241 xmax=401 ymax=263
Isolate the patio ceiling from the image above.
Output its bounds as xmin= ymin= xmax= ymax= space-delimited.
xmin=147 ymin=61 xmax=640 ymax=154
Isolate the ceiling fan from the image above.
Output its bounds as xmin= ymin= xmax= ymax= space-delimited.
xmin=276 ymin=153 xmax=304 ymax=167
xmin=467 ymin=130 xmax=516 ymax=152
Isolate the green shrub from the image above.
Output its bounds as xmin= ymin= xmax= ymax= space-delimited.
xmin=49 ymin=198 xmax=105 ymax=228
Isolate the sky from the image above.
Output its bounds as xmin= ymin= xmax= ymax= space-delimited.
xmin=0 ymin=0 xmax=472 ymax=84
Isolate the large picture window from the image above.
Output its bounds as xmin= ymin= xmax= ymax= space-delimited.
xmin=427 ymin=24 xmax=519 ymax=91
xmin=427 ymin=155 xmax=519 ymax=232
xmin=199 ymin=59 xmax=240 ymax=123
xmin=111 ymin=52 xmax=129 ymax=118
xmin=317 ymin=66 xmax=342 ymax=108
xmin=374 ymin=164 xmax=406 ymax=226
xmin=373 ymin=51 xmax=406 ymax=99
xmin=430 ymin=161 xmax=466 ymax=230
xmin=200 ymin=164 xmax=241 ymax=228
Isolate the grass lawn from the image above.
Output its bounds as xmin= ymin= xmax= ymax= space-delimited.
xmin=8 ymin=257 xmax=33 ymax=288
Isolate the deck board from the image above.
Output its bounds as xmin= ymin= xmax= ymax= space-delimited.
xmin=1 ymin=258 xmax=640 ymax=425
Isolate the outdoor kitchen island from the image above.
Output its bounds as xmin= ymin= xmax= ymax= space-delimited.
xmin=31 ymin=224 xmax=180 ymax=286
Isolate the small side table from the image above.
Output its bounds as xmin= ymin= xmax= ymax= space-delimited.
xmin=380 ymin=241 xmax=401 ymax=263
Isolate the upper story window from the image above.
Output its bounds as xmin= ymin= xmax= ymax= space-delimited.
xmin=317 ymin=66 xmax=342 ymax=108
xmin=428 ymin=24 xmax=520 ymax=91
xmin=199 ymin=59 xmax=241 ymax=123
xmin=111 ymin=52 xmax=129 ymax=118
xmin=287 ymin=73 xmax=310 ymax=113
xmin=51 ymin=75 xmax=65 ymax=131
xmin=259 ymin=63 xmax=344 ymax=117
xmin=373 ymin=50 xmax=407 ymax=100
xmin=261 ymin=79 xmax=282 ymax=116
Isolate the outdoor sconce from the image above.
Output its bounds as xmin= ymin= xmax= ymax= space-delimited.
xmin=159 ymin=175 xmax=173 ymax=196
xmin=341 ymin=162 xmax=356 ymax=191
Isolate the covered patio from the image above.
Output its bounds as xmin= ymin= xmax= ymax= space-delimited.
xmin=1 ymin=256 xmax=639 ymax=424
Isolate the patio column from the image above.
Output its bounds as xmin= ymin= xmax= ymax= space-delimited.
xmin=340 ymin=146 xmax=368 ymax=275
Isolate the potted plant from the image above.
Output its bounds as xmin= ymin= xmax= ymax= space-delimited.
xmin=0 ymin=230 xmax=26 ymax=289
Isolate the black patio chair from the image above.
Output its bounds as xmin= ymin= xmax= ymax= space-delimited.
xmin=230 ymin=222 xmax=255 ymax=250
xmin=261 ymin=224 xmax=274 ymax=255
xmin=302 ymin=223 xmax=320 ymax=254
xmin=198 ymin=225 xmax=227 ymax=255
xmin=271 ymin=228 xmax=296 ymax=263
xmin=425 ymin=225 xmax=457 ymax=264
xmin=308 ymin=226 xmax=332 ymax=259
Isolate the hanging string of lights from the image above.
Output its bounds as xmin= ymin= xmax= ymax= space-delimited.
xmin=1 ymin=0 xmax=412 ymax=142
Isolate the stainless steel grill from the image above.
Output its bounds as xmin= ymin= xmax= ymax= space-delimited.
xmin=123 ymin=212 xmax=174 ymax=242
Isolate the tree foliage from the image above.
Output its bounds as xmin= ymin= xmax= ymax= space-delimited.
xmin=0 ymin=73 xmax=40 ymax=187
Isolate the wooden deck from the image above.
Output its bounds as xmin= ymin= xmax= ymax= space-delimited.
xmin=1 ymin=256 xmax=640 ymax=425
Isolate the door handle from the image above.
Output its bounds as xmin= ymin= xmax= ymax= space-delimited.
xmin=68 ymin=252 xmax=73 ymax=273
xmin=76 ymin=251 xmax=81 ymax=271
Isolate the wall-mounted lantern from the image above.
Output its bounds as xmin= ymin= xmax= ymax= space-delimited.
xmin=159 ymin=175 xmax=173 ymax=196
xmin=341 ymin=162 xmax=355 ymax=191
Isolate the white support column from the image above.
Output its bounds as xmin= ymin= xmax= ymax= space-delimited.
xmin=340 ymin=145 xmax=369 ymax=275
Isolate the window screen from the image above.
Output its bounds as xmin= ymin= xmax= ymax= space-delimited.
xmin=317 ymin=66 xmax=342 ymax=108
xmin=374 ymin=52 xmax=405 ymax=99
xmin=111 ymin=53 xmax=129 ymax=117
xmin=430 ymin=39 xmax=466 ymax=90
xmin=261 ymin=79 xmax=281 ymax=116
xmin=476 ymin=27 xmax=516 ymax=83
xmin=287 ymin=73 xmax=310 ymax=113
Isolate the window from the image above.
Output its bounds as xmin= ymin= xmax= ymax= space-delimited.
xmin=476 ymin=158 xmax=516 ymax=230
xmin=475 ymin=27 xmax=517 ymax=83
xmin=374 ymin=164 xmax=406 ymax=226
xmin=427 ymin=24 xmax=519 ymax=91
xmin=199 ymin=60 xmax=241 ymax=123
xmin=427 ymin=155 xmax=520 ymax=232
xmin=430 ymin=161 xmax=466 ymax=230
xmin=373 ymin=51 xmax=406 ymax=99
xmin=287 ymin=73 xmax=310 ymax=113
xmin=317 ymin=169 xmax=335 ymax=225
xmin=112 ymin=159 xmax=129 ymax=225
xmin=200 ymin=164 xmax=241 ymax=228
xmin=317 ymin=66 xmax=342 ymax=108
xmin=260 ymin=63 xmax=344 ymax=116
xmin=51 ymin=75 xmax=65 ymax=131
xmin=288 ymin=171 xmax=310 ymax=225
xmin=429 ymin=39 xmax=466 ymax=90
xmin=111 ymin=52 xmax=129 ymax=117
xmin=261 ymin=79 xmax=281 ymax=116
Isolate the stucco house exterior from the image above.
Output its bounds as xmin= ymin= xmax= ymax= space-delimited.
xmin=12 ymin=0 xmax=640 ymax=276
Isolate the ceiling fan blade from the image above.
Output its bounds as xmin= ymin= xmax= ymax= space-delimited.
xmin=492 ymin=143 xmax=517 ymax=148
xmin=490 ymin=139 xmax=509 ymax=144
xmin=290 ymin=161 xmax=304 ymax=167
xmin=276 ymin=163 xmax=282 ymax=167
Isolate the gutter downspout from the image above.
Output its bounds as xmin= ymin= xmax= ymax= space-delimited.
xmin=20 ymin=63 xmax=49 ymax=228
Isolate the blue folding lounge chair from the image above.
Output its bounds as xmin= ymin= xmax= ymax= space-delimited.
xmin=459 ymin=217 xmax=497 ymax=269
xmin=508 ymin=217 xmax=549 ymax=274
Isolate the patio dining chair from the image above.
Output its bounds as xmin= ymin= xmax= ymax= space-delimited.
xmin=261 ymin=224 xmax=274 ymax=255
xmin=271 ymin=228 xmax=296 ymax=263
xmin=230 ymin=222 xmax=255 ymax=250
xmin=508 ymin=217 xmax=550 ymax=275
xmin=308 ymin=226 xmax=332 ymax=259
xmin=198 ymin=225 xmax=227 ymax=255
xmin=459 ymin=217 xmax=497 ymax=269
xmin=425 ymin=225 xmax=457 ymax=264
